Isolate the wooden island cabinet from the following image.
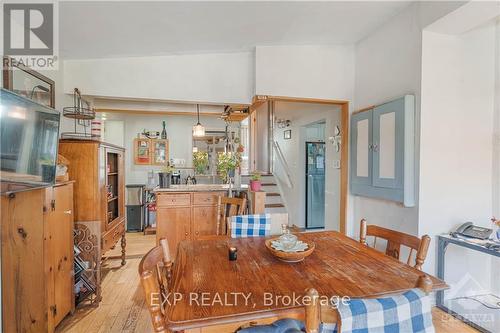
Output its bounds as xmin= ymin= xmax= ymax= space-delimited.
xmin=156 ymin=191 xmax=225 ymax=258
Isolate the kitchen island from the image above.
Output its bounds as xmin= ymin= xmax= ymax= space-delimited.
xmin=154 ymin=184 xmax=247 ymax=258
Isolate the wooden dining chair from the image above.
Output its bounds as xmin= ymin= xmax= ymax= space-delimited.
xmin=138 ymin=237 xmax=172 ymax=333
xmin=359 ymin=219 xmax=431 ymax=270
xmin=304 ymin=275 xmax=433 ymax=333
xmin=216 ymin=196 xmax=247 ymax=236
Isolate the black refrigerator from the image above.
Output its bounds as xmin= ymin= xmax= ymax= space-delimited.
xmin=305 ymin=142 xmax=325 ymax=229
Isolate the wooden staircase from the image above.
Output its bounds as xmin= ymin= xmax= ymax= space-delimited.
xmin=242 ymin=175 xmax=287 ymax=213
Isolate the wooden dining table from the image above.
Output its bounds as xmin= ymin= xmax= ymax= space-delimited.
xmin=166 ymin=231 xmax=447 ymax=332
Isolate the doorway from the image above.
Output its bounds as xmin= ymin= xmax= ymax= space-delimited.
xmin=249 ymin=95 xmax=349 ymax=234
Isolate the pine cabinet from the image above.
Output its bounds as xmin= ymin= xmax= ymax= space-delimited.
xmin=156 ymin=191 xmax=225 ymax=259
xmin=350 ymin=95 xmax=415 ymax=207
xmin=1 ymin=182 xmax=75 ymax=333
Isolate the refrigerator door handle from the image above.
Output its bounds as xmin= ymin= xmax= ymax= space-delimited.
xmin=307 ymin=174 xmax=314 ymax=224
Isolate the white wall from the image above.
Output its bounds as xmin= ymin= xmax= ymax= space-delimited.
xmin=102 ymin=113 xmax=226 ymax=184
xmin=273 ymin=102 xmax=341 ymax=231
xmin=493 ymin=19 xmax=500 ymax=297
xmin=350 ymin=1 xmax=468 ymax=239
xmin=103 ymin=120 xmax=124 ymax=147
xmin=419 ymin=21 xmax=497 ymax=286
xmin=63 ymin=52 xmax=255 ymax=104
xmin=255 ymin=45 xmax=355 ymax=101
xmin=352 ymin=3 xmax=423 ymax=238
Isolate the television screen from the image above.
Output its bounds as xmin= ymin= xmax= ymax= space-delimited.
xmin=0 ymin=88 xmax=60 ymax=193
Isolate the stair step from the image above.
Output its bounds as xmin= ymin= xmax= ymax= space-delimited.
xmin=265 ymin=192 xmax=281 ymax=197
xmin=261 ymin=183 xmax=277 ymax=186
xmin=265 ymin=203 xmax=285 ymax=208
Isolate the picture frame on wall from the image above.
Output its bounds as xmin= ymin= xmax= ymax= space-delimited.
xmin=134 ymin=138 xmax=152 ymax=165
xmin=2 ymin=56 xmax=55 ymax=108
xmin=284 ymin=130 xmax=291 ymax=140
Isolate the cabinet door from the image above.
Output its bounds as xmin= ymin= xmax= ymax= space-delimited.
xmin=156 ymin=207 xmax=191 ymax=259
xmin=372 ymin=98 xmax=404 ymax=189
xmin=105 ymin=147 xmax=125 ymax=231
xmin=2 ymin=190 xmax=47 ymax=333
xmin=192 ymin=206 xmax=218 ymax=239
xmin=350 ymin=110 xmax=373 ymax=186
xmin=47 ymin=184 xmax=74 ymax=327
xmin=51 ymin=184 xmax=75 ymax=325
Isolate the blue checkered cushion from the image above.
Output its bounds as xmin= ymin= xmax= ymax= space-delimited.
xmin=237 ymin=318 xmax=304 ymax=333
xmin=322 ymin=289 xmax=435 ymax=333
xmin=230 ymin=214 xmax=271 ymax=238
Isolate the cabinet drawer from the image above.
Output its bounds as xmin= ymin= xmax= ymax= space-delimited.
xmin=102 ymin=221 xmax=124 ymax=252
xmin=193 ymin=192 xmax=222 ymax=206
xmin=157 ymin=193 xmax=191 ymax=207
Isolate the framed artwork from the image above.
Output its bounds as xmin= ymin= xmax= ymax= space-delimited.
xmin=134 ymin=138 xmax=152 ymax=165
xmin=151 ymin=139 xmax=169 ymax=165
xmin=284 ymin=130 xmax=291 ymax=140
xmin=134 ymin=138 xmax=169 ymax=165
xmin=2 ymin=56 xmax=55 ymax=108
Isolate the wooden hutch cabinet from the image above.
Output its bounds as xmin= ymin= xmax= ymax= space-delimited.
xmin=59 ymin=140 xmax=126 ymax=262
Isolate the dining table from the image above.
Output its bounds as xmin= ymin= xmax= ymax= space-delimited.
xmin=166 ymin=231 xmax=447 ymax=332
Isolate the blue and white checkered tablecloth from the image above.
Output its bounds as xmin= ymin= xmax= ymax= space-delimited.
xmin=230 ymin=214 xmax=271 ymax=238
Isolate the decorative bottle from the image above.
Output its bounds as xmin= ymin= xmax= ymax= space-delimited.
xmin=161 ymin=121 xmax=167 ymax=139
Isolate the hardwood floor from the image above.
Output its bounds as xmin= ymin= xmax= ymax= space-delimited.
xmin=57 ymin=232 xmax=479 ymax=333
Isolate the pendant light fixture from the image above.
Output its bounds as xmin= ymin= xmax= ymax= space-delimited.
xmin=192 ymin=104 xmax=205 ymax=137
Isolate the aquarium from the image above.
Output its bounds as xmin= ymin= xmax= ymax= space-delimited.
xmin=0 ymin=88 xmax=60 ymax=192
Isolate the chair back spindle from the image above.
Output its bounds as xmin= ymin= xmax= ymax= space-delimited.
xmin=159 ymin=237 xmax=172 ymax=283
xmin=359 ymin=219 xmax=430 ymax=270
xmin=140 ymin=270 xmax=167 ymax=333
xmin=216 ymin=196 xmax=247 ymax=236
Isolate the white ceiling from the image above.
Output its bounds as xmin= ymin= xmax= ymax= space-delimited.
xmin=60 ymin=1 xmax=411 ymax=59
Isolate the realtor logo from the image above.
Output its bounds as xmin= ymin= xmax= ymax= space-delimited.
xmin=3 ymin=2 xmax=58 ymax=69
xmin=4 ymin=3 xmax=53 ymax=55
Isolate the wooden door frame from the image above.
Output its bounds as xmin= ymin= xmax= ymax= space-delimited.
xmin=251 ymin=95 xmax=349 ymax=234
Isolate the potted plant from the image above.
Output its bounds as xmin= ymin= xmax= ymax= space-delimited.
xmin=217 ymin=152 xmax=240 ymax=183
xmin=249 ymin=170 xmax=262 ymax=192
xmin=193 ymin=151 xmax=209 ymax=175
xmin=158 ymin=164 xmax=175 ymax=188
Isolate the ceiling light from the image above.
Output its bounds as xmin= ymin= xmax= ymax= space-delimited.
xmin=193 ymin=104 xmax=205 ymax=137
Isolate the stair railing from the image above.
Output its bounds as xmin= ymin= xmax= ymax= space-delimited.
xmin=272 ymin=141 xmax=293 ymax=188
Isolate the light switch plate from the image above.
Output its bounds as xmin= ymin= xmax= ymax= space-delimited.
xmin=333 ymin=160 xmax=341 ymax=169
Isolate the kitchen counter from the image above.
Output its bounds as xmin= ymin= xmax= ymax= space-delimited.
xmin=153 ymin=184 xmax=248 ymax=192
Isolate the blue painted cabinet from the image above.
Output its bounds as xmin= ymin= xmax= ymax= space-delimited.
xmin=350 ymin=95 xmax=415 ymax=207
xmin=351 ymin=110 xmax=373 ymax=186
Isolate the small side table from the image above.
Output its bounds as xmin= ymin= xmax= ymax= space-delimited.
xmin=437 ymin=234 xmax=500 ymax=333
